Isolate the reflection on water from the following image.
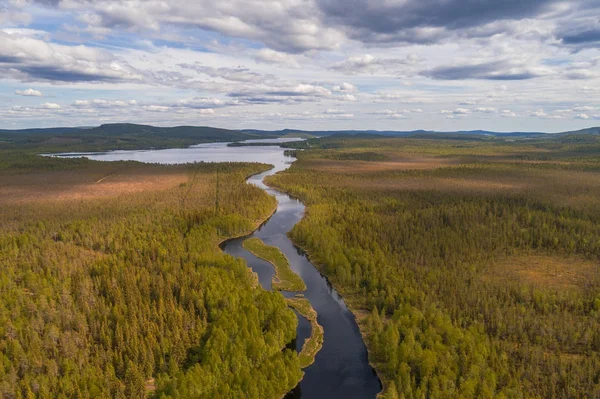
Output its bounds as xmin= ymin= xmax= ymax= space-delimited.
xmin=52 ymin=138 xmax=382 ymax=399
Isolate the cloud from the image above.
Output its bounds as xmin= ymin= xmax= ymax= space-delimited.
xmin=0 ymin=5 xmax=32 ymax=26
xmin=423 ymin=61 xmax=548 ymax=80
xmin=3 ymin=0 xmax=600 ymax=131
xmin=556 ymin=17 xmax=600 ymax=49
xmin=371 ymin=109 xmax=407 ymax=119
xmin=317 ymin=0 xmax=558 ymax=44
xmin=71 ymin=97 xmax=230 ymax=114
xmin=441 ymin=108 xmax=470 ymax=118
xmin=339 ymin=94 xmax=357 ymax=102
xmin=15 ymin=88 xmax=43 ymax=96
xmin=72 ymin=99 xmax=131 ymax=108
xmin=0 ymin=30 xmax=142 ymax=83
xmin=41 ymin=102 xmax=61 ymax=109
xmin=227 ymin=84 xmax=331 ymax=104
xmin=331 ymin=54 xmax=420 ymax=75
xmin=254 ymin=49 xmax=299 ymax=66
xmin=332 ymin=82 xmax=357 ymax=92
xmin=179 ymin=63 xmax=272 ymax=83
xmin=35 ymin=0 xmax=343 ymax=53
xmin=474 ymin=107 xmax=497 ymax=113
xmin=171 ymin=98 xmax=228 ymax=109
xmin=527 ymin=109 xmax=565 ymax=119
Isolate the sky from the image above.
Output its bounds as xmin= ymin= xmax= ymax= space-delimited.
xmin=1 ymin=0 xmax=599 ymax=132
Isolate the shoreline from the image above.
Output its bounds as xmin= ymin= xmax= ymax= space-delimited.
xmin=263 ymin=179 xmax=386 ymax=398
xmin=285 ymin=235 xmax=386 ymax=397
xmin=216 ymin=165 xmax=278 ymax=248
xmin=221 ymin=158 xmax=383 ymax=397
xmin=216 ymin=163 xmax=309 ymax=398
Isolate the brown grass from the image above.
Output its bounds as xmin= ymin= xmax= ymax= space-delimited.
xmin=483 ymin=253 xmax=599 ymax=291
xmin=305 ymin=156 xmax=458 ymax=174
xmin=368 ymin=176 xmax=528 ymax=194
xmin=342 ymin=167 xmax=600 ymax=212
xmin=0 ymin=167 xmax=189 ymax=205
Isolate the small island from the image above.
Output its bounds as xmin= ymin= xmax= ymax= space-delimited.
xmin=242 ymin=237 xmax=307 ymax=292
xmin=287 ymin=297 xmax=324 ymax=368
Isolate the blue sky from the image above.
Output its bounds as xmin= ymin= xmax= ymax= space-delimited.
xmin=1 ymin=0 xmax=599 ymax=131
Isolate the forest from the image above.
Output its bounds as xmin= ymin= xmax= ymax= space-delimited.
xmin=267 ymin=135 xmax=600 ymax=398
xmin=0 ymin=152 xmax=304 ymax=398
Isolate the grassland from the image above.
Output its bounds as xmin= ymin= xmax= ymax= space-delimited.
xmin=242 ymin=237 xmax=307 ymax=292
xmin=286 ymin=297 xmax=324 ymax=368
xmin=483 ymin=252 xmax=599 ymax=292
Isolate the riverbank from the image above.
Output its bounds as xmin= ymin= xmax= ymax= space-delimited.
xmin=222 ymin=152 xmax=382 ymax=398
xmin=286 ymin=297 xmax=324 ymax=368
xmin=263 ymin=177 xmax=385 ymax=398
xmin=290 ymin=239 xmax=387 ymax=397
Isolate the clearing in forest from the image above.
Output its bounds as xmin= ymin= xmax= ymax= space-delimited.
xmin=484 ymin=253 xmax=599 ymax=292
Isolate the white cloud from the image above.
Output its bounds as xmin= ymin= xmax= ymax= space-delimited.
xmin=333 ymin=82 xmax=357 ymax=92
xmin=331 ymin=54 xmax=420 ymax=75
xmin=474 ymin=107 xmax=497 ymax=113
xmin=255 ymin=49 xmax=299 ymax=66
xmin=340 ymin=94 xmax=357 ymax=102
xmin=0 ymin=30 xmax=143 ymax=83
xmin=15 ymin=88 xmax=43 ymax=96
xmin=1 ymin=0 xmax=600 ymax=132
xmin=54 ymin=0 xmax=344 ymax=53
xmin=530 ymin=109 xmax=547 ymax=117
xmin=41 ymin=102 xmax=61 ymax=109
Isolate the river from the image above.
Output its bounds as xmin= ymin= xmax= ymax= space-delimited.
xmin=52 ymin=138 xmax=382 ymax=398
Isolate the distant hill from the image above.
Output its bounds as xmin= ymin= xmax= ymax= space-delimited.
xmin=556 ymin=127 xmax=600 ymax=136
xmin=2 ymin=123 xmax=599 ymax=152
xmin=241 ymin=128 xmax=552 ymax=138
xmin=0 ymin=123 xmax=277 ymax=152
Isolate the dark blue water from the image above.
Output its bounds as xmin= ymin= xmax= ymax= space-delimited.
xmin=222 ymin=167 xmax=382 ymax=399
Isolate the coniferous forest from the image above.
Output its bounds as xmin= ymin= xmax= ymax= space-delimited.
xmin=269 ymin=135 xmax=600 ymax=398
xmin=0 ymin=152 xmax=302 ymax=398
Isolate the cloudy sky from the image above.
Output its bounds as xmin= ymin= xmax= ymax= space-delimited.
xmin=1 ymin=0 xmax=599 ymax=131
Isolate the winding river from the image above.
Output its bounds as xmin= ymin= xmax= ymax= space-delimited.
xmin=53 ymin=139 xmax=382 ymax=398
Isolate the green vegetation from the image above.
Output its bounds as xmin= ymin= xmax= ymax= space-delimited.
xmin=287 ymin=297 xmax=324 ymax=368
xmin=327 ymin=151 xmax=387 ymax=161
xmin=243 ymin=237 xmax=307 ymax=292
xmin=0 ymin=154 xmax=303 ymax=398
xmin=267 ymin=135 xmax=600 ymax=398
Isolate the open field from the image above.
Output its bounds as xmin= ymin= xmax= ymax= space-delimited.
xmin=0 ymin=164 xmax=191 ymax=205
xmin=483 ymin=253 xmax=599 ymax=292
